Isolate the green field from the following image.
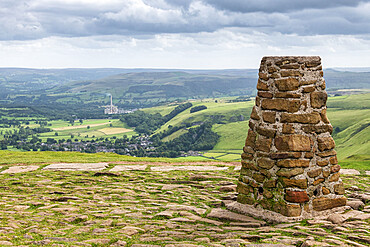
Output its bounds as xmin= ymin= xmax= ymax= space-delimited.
xmin=0 ymin=119 xmax=137 ymax=142
xmin=41 ymin=119 xmax=136 ymax=141
xmin=0 ymin=150 xmax=214 ymax=164
xmin=212 ymin=121 xmax=249 ymax=151
xmin=154 ymin=99 xmax=254 ymax=134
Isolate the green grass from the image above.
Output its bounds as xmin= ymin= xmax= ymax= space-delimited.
xmin=327 ymin=93 xmax=370 ymax=109
xmin=162 ymin=128 xmax=189 ymax=142
xmin=142 ymin=104 xmax=177 ymax=116
xmin=155 ymin=99 xmax=254 ymax=134
xmin=339 ymin=155 xmax=370 ymax=171
xmin=0 ymin=150 xmax=215 ymax=164
xmin=212 ymin=121 xmax=249 ymax=151
xmin=206 ymin=94 xmax=370 ymax=164
xmin=214 ymin=153 xmax=241 ymax=161
xmin=326 ymin=95 xmax=370 ymax=162
xmin=202 ymin=152 xmax=227 ymax=158
xmin=35 ymin=119 xmax=137 ymax=141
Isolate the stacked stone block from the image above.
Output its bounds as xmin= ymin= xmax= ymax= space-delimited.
xmin=237 ymin=56 xmax=346 ymax=217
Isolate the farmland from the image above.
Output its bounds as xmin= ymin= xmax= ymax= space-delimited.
xmin=0 ymin=119 xmax=136 ymax=143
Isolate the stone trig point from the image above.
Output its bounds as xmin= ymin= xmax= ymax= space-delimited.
xmin=237 ymin=56 xmax=346 ymax=218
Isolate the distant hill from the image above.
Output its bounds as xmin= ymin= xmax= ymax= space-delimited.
xmin=54 ymin=69 xmax=370 ymax=102
xmin=55 ymin=71 xmax=257 ymax=100
xmin=324 ymin=69 xmax=370 ymax=89
xmin=1 ymin=68 xmax=369 ymax=107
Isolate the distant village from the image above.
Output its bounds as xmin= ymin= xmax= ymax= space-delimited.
xmin=36 ymin=135 xmax=155 ymax=155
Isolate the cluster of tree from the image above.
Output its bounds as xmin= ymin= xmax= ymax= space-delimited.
xmin=1 ymin=126 xmax=51 ymax=147
xmin=166 ymin=122 xmax=219 ymax=151
xmin=147 ymin=122 xmax=220 ymax=157
xmin=121 ymin=111 xmax=164 ymax=135
xmin=152 ymin=125 xmax=183 ymax=140
xmin=163 ymin=102 xmax=192 ymax=121
xmin=121 ymin=102 xmax=193 ymax=135
xmin=190 ymin=105 xmax=207 ymax=113
xmin=0 ymin=94 xmax=110 ymax=120
xmin=227 ymin=96 xmax=252 ymax=102
xmin=1 ymin=120 xmax=219 ymax=158
xmin=0 ymin=119 xmax=22 ymax=128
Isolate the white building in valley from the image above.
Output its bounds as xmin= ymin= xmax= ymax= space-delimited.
xmin=104 ymin=95 xmax=136 ymax=115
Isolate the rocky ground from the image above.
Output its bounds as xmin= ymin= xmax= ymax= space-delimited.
xmin=0 ymin=162 xmax=369 ymax=246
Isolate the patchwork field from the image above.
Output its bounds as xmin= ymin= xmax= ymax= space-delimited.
xmin=98 ymin=128 xmax=133 ymax=135
xmin=0 ymin=119 xmax=135 ymax=143
xmin=53 ymin=122 xmax=112 ymax=131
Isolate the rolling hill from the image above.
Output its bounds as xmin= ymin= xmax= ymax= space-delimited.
xmin=139 ymin=94 xmax=370 ymax=165
xmin=53 ymin=69 xmax=370 ymax=105
xmin=55 ymin=71 xmax=257 ymax=100
xmin=1 ymin=68 xmax=370 ymax=109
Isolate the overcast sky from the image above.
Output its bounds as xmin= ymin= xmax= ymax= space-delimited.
xmin=1 ymin=0 xmax=370 ymax=68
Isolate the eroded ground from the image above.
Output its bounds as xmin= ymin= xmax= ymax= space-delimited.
xmin=0 ymin=163 xmax=369 ymax=246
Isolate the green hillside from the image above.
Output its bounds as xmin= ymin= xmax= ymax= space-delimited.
xmin=142 ymin=94 xmax=369 ymax=166
xmin=153 ymin=99 xmax=254 ymax=134
xmin=325 ymin=93 xmax=370 ymax=169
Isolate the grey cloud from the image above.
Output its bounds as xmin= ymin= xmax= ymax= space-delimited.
xmin=1 ymin=0 xmax=370 ymax=41
xmin=202 ymin=0 xmax=368 ymax=13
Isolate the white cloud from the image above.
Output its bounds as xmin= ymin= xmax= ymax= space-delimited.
xmin=1 ymin=31 xmax=370 ymax=68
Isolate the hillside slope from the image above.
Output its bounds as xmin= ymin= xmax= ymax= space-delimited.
xmin=141 ymin=94 xmax=369 ymax=164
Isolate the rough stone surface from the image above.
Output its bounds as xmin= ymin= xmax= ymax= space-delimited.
xmin=257 ymin=158 xmax=275 ymax=169
xmin=261 ymin=99 xmax=301 ymax=113
xmin=312 ymin=197 xmax=347 ymax=211
xmin=317 ymin=136 xmax=335 ymax=152
xmin=238 ymin=56 xmax=343 ymax=218
xmin=347 ymin=200 xmax=365 ymax=210
xmin=208 ymin=208 xmax=262 ymax=223
xmin=285 ymin=190 xmax=309 ymax=203
xmin=341 ymin=169 xmax=361 ymax=175
xmin=1 ymin=165 xmax=39 ymax=173
xmin=310 ymin=91 xmax=327 ymax=108
xmin=275 ymin=78 xmax=300 ymax=91
xmin=307 ymin=168 xmax=322 ymax=178
xmin=151 ymin=166 xmax=229 ymax=171
xmin=110 ymin=165 xmax=147 ymax=171
xmin=276 ymin=168 xmax=304 ymax=178
xmin=277 ymin=159 xmax=310 ymax=168
xmin=282 ymin=178 xmax=308 ymax=189
xmin=280 ymin=112 xmax=321 ymax=124
xmin=43 ymin=163 xmax=109 ymax=171
xmin=275 ymin=135 xmax=311 ymax=152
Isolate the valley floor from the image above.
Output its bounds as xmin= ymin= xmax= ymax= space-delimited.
xmin=0 ymin=162 xmax=369 ymax=246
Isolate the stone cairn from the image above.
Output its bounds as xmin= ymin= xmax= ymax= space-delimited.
xmin=237 ymin=56 xmax=346 ymax=217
